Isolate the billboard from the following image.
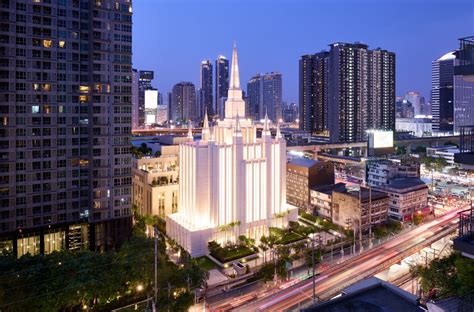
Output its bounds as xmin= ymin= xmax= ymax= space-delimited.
xmin=367 ymin=130 xmax=394 ymax=156
xmin=144 ymin=89 xmax=158 ymax=109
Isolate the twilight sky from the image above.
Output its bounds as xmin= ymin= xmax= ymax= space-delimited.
xmin=133 ymin=0 xmax=474 ymax=105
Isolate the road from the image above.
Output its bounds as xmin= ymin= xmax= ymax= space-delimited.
xmin=212 ymin=208 xmax=462 ymax=312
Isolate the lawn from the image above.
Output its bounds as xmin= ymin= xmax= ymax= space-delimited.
xmin=278 ymin=232 xmax=303 ymax=245
xmin=210 ymin=245 xmax=256 ymax=263
xmin=195 ymin=256 xmax=218 ymax=271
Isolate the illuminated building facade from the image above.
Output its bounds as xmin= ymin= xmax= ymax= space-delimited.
xmin=166 ymin=44 xmax=297 ymax=257
xmin=299 ymin=43 xmax=395 ymax=142
xmin=0 ymin=0 xmax=133 ymax=257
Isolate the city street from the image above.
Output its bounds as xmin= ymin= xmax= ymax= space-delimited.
xmin=202 ymin=207 xmax=463 ymax=311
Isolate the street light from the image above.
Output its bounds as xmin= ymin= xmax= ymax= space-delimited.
xmin=136 ymin=284 xmax=144 ymax=292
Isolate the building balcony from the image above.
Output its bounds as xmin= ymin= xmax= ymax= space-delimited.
xmin=453 ymin=207 xmax=474 ymax=259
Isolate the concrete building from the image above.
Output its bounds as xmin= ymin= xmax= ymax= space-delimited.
xmin=215 ymin=55 xmax=229 ymax=119
xmin=132 ymin=147 xmax=179 ymax=218
xmin=246 ymin=72 xmax=282 ymax=122
xmin=431 ymin=52 xmax=455 ymax=133
xmin=170 ymin=82 xmax=196 ymax=122
xmin=373 ymin=178 xmax=429 ymax=221
xmin=310 ymin=183 xmax=347 ymax=219
xmin=166 ymin=44 xmax=297 ymax=257
xmin=395 ymin=98 xmax=415 ymax=119
xmin=332 ymin=187 xmax=389 ymax=232
xmin=300 ymin=43 xmax=395 ymax=142
xmin=426 ymin=145 xmax=459 ymax=166
xmin=287 ymin=159 xmax=335 ymax=211
xmin=366 ymin=157 xmax=420 ymax=187
xmin=0 ymin=0 xmax=133 ymax=257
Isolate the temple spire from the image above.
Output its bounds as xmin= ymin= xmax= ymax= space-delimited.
xmin=263 ymin=109 xmax=270 ymax=131
xmin=276 ymin=120 xmax=282 ymax=139
xmin=235 ymin=113 xmax=241 ymax=133
xmin=187 ymin=120 xmax=193 ymax=140
xmin=203 ymin=110 xmax=209 ymax=129
xmin=229 ymin=42 xmax=240 ymax=90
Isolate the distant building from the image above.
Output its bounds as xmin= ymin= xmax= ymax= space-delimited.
xmin=332 ymin=187 xmax=389 ymax=232
xmin=404 ymin=91 xmax=425 ymax=116
xmin=431 ymin=52 xmax=455 ymax=133
xmin=156 ymin=105 xmax=168 ymax=125
xmin=454 ymin=125 xmax=474 ymax=170
xmin=287 ymin=159 xmax=335 ymax=211
xmin=300 ymin=42 xmax=395 ymax=142
xmin=396 ymin=116 xmax=432 ymax=137
xmin=138 ymin=70 xmax=156 ymax=128
xmin=373 ymin=178 xmax=429 ymax=221
xmin=454 ymin=36 xmax=474 ymax=133
xmin=170 ymin=82 xmax=196 ymax=122
xmin=366 ymin=157 xmax=420 ymax=187
xmin=395 ymin=98 xmax=415 ymax=118
xmin=215 ymin=55 xmax=229 ymax=118
xmin=132 ymin=147 xmax=179 ymax=218
xmin=282 ymin=102 xmax=298 ymax=123
xmin=200 ymin=60 xmax=214 ymax=118
xmin=310 ymin=183 xmax=347 ymax=219
xmin=247 ymin=72 xmax=283 ymax=122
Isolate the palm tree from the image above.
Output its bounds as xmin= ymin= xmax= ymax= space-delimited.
xmin=259 ymin=235 xmax=269 ymax=264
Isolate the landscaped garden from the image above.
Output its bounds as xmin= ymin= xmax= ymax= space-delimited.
xmin=208 ymin=240 xmax=256 ymax=263
xmin=195 ymin=256 xmax=218 ymax=271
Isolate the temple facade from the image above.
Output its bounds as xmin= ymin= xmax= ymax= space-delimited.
xmin=166 ymin=44 xmax=298 ymax=257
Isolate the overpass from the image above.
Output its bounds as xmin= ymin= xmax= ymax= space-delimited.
xmin=286 ymin=135 xmax=460 ymax=154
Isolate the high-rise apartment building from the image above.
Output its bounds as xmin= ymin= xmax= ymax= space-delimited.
xmin=454 ymin=36 xmax=474 ymax=133
xmin=215 ymin=55 xmax=229 ymax=119
xmin=170 ymin=82 xmax=196 ymax=122
xmin=200 ymin=59 xmax=213 ymax=119
xmin=299 ymin=43 xmax=395 ymax=142
xmin=246 ymin=72 xmax=282 ymax=122
xmin=299 ymin=52 xmax=329 ymax=136
xmin=137 ymin=70 xmax=155 ymax=128
xmin=431 ymin=52 xmax=455 ymax=133
xmin=0 ymin=0 xmax=133 ymax=257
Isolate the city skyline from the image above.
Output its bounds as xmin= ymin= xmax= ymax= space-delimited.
xmin=133 ymin=0 xmax=473 ymax=105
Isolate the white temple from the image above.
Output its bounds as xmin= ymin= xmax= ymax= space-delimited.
xmin=166 ymin=44 xmax=298 ymax=257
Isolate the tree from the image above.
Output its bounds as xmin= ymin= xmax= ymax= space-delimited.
xmin=411 ymin=253 xmax=474 ymax=299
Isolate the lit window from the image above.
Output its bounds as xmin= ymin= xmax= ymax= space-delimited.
xmin=42 ymin=84 xmax=51 ymax=92
xmin=44 ymin=105 xmax=52 ymax=114
xmin=58 ymin=105 xmax=64 ymax=113
xmin=58 ymin=41 xmax=66 ymax=48
xmin=79 ymin=85 xmax=89 ymax=93
xmin=32 ymin=83 xmax=40 ymax=91
xmin=79 ymin=95 xmax=88 ymax=103
xmin=32 ymin=106 xmax=40 ymax=114
xmin=43 ymin=40 xmax=52 ymax=48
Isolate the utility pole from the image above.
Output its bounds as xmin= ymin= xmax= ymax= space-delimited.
xmin=368 ymin=186 xmax=373 ymax=248
xmin=311 ymin=235 xmax=316 ymax=304
xmin=154 ymin=226 xmax=158 ymax=303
